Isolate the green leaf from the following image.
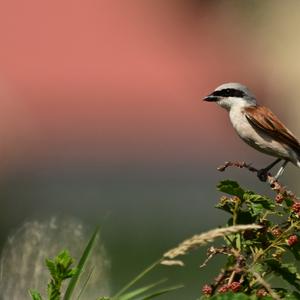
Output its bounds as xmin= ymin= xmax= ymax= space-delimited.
xmin=265 ymin=259 xmax=300 ymax=290
xmin=63 ymin=226 xmax=100 ymax=300
xmin=289 ymin=242 xmax=300 ymax=260
xmin=233 ymin=211 xmax=256 ymax=225
xmin=217 ymin=180 xmax=245 ymax=198
xmin=210 ymin=292 xmax=255 ymax=299
xmin=47 ymin=280 xmax=60 ymax=300
xmin=29 ymin=290 xmax=43 ymax=300
xmin=285 ymin=291 xmax=300 ymax=299
xmin=215 ymin=198 xmax=235 ymax=214
xmin=55 ymin=250 xmax=74 ymax=271
xmin=45 ymin=259 xmax=57 ymax=280
xmin=244 ymin=192 xmax=275 ymax=216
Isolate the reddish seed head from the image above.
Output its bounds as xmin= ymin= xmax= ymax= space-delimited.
xmin=229 ymin=281 xmax=241 ymax=292
xmin=218 ymin=285 xmax=229 ymax=293
xmin=275 ymin=193 xmax=284 ymax=204
xmin=287 ymin=235 xmax=298 ymax=246
xmin=271 ymin=227 xmax=282 ymax=238
xmin=292 ymin=202 xmax=300 ymax=214
xmin=202 ymin=284 xmax=213 ymax=295
xmin=256 ymin=288 xmax=268 ymax=297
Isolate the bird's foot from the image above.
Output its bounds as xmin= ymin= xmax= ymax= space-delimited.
xmin=257 ymin=169 xmax=268 ymax=182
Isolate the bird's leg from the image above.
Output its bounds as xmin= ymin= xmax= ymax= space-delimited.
xmin=274 ymin=160 xmax=289 ymax=180
xmin=257 ymin=158 xmax=282 ymax=182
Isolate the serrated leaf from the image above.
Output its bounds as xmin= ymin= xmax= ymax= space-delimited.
xmin=248 ymin=203 xmax=265 ymax=216
xmin=56 ymin=250 xmax=74 ymax=271
xmin=244 ymin=192 xmax=275 ymax=216
xmin=29 ymin=290 xmax=43 ymax=300
xmin=45 ymin=259 xmax=57 ymax=280
xmin=217 ymin=180 xmax=245 ymax=198
xmin=265 ymin=259 xmax=300 ymax=290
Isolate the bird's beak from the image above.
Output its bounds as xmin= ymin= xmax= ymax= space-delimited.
xmin=203 ymin=95 xmax=219 ymax=102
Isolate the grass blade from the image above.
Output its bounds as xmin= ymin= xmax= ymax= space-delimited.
xmin=138 ymin=284 xmax=184 ymax=300
xmin=76 ymin=266 xmax=95 ymax=300
xmin=118 ymin=279 xmax=167 ymax=300
xmin=63 ymin=226 xmax=100 ymax=300
xmin=112 ymin=260 xmax=161 ymax=299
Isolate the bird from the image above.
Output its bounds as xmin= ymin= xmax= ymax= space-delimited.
xmin=203 ymin=82 xmax=300 ymax=181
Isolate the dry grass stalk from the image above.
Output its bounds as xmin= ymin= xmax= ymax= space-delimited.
xmin=160 ymin=260 xmax=184 ymax=267
xmin=252 ymin=271 xmax=281 ymax=300
xmin=161 ymin=224 xmax=261 ymax=266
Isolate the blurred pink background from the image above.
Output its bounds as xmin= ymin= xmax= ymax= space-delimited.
xmin=0 ymin=1 xmax=269 ymax=171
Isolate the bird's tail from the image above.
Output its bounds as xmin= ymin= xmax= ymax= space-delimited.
xmin=297 ymin=150 xmax=300 ymax=167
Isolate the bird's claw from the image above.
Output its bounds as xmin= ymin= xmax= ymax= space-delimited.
xmin=257 ymin=169 xmax=268 ymax=182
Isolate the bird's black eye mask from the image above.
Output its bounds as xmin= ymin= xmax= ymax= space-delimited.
xmin=211 ymin=88 xmax=245 ymax=98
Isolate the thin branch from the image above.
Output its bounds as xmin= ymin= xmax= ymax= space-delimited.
xmin=218 ymin=161 xmax=299 ymax=202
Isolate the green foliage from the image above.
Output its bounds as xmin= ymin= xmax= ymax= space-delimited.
xmin=199 ymin=179 xmax=300 ymax=298
xmin=29 ymin=250 xmax=77 ymax=300
xmin=63 ymin=226 xmax=100 ymax=300
xmin=204 ymin=291 xmax=300 ymax=300
xmin=29 ymin=290 xmax=43 ymax=300
xmin=29 ymin=229 xmax=181 ymax=300
xmin=209 ymin=292 xmax=271 ymax=300
xmin=28 ymin=176 xmax=300 ymax=299
xmin=111 ymin=261 xmax=183 ymax=300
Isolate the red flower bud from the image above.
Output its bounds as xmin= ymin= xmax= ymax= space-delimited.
xmin=229 ymin=281 xmax=241 ymax=292
xmin=218 ymin=284 xmax=229 ymax=293
xmin=202 ymin=284 xmax=213 ymax=295
xmin=256 ymin=288 xmax=268 ymax=297
xmin=287 ymin=235 xmax=298 ymax=246
xmin=292 ymin=202 xmax=300 ymax=215
xmin=275 ymin=193 xmax=284 ymax=204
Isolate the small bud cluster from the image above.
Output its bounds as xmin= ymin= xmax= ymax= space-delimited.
xmin=292 ymin=202 xmax=300 ymax=216
xmin=217 ymin=284 xmax=229 ymax=293
xmin=256 ymin=288 xmax=268 ymax=297
xmin=271 ymin=227 xmax=282 ymax=238
xmin=202 ymin=284 xmax=212 ymax=296
xmin=203 ymin=281 xmax=241 ymax=296
xmin=275 ymin=193 xmax=284 ymax=204
xmin=287 ymin=235 xmax=298 ymax=247
xmin=230 ymin=281 xmax=241 ymax=292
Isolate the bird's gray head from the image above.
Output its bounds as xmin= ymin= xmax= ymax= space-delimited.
xmin=203 ymin=82 xmax=257 ymax=110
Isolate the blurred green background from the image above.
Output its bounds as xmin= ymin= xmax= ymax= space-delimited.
xmin=0 ymin=1 xmax=300 ymax=299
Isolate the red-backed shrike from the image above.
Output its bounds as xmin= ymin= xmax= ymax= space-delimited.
xmin=203 ymin=82 xmax=300 ymax=181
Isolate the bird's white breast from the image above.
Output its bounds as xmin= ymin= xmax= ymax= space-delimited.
xmin=228 ymin=106 xmax=297 ymax=162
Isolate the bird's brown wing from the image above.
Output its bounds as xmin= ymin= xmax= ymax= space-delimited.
xmin=244 ymin=105 xmax=300 ymax=154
